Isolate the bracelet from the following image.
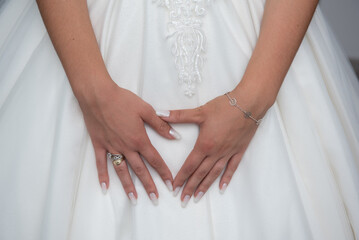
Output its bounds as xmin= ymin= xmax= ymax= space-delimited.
xmin=224 ymin=92 xmax=263 ymax=126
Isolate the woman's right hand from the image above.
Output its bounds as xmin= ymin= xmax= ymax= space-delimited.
xmin=77 ymin=79 xmax=178 ymax=205
xmin=37 ymin=0 xmax=177 ymax=205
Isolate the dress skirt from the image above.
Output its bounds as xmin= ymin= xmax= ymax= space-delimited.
xmin=0 ymin=0 xmax=358 ymax=239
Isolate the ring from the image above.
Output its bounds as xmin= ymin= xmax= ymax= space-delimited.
xmin=107 ymin=152 xmax=125 ymax=166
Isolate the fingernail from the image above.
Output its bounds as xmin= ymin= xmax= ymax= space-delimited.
xmin=156 ymin=110 xmax=170 ymax=117
xmin=101 ymin=182 xmax=107 ymax=195
xmin=194 ymin=192 xmax=204 ymax=203
xmin=173 ymin=187 xmax=181 ymax=197
xmin=181 ymin=195 xmax=191 ymax=208
xmin=169 ymin=128 xmax=181 ymax=140
xmin=128 ymin=192 xmax=137 ymax=205
xmin=149 ymin=192 xmax=159 ymax=206
xmin=165 ymin=180 xmax=173 ymax=192
xmin=220 ymin=183 xmax=228 ymax=194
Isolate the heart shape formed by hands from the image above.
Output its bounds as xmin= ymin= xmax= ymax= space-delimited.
xmin=157 ymin=92 xmax=266 ymax=207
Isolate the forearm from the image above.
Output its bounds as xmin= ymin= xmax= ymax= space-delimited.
xmin=36 ymin=0 xmax=113 ymax=103
xmin=233 ymin=0 xmax=319 ymax=117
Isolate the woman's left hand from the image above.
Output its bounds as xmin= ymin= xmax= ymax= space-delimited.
xmin=159 ymin=89 xmax=270 ymax=207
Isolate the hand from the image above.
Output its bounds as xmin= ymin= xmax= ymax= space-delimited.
xmin=160 ymin=89 xmax=269 ymax=207
xmin=78 ymin=80 xmax=179 ymax=205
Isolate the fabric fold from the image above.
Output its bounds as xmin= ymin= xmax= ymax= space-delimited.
xmin=0 ymin=1 xmax=358 ymax=239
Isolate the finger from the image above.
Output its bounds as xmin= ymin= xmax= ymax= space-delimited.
xmin=180 ymin=156 xmax=217 ymax=202
xmin=158 ymin=107 xmax=204 ymax=124
xmin=140 ymin=143 xmax=174 ymax=192
xmin=125 ymin=151 xmax=159 ymax=205
xmin=94 ymin=146 xmax=109 ymax=195
xmin=193 ymin=157 xmax=229 ymax=202
xmin=112 ymin=159 xmax=138 ymax=205
xmin=219 ymin=152 xmax=243 ymax=194
xmin=142 ymin=107 xmax=181 ymax=140
xmin=173 ymin=149 xmax=206 ymax=196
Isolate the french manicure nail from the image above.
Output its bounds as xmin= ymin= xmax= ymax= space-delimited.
xmin=149 ymin=192 xmax=159 ymax=206
xmin=101 ymin=182 xmax=107 ymax=195
xmin=220 ymin=183 xmax=228 ymax=194
xmin=194 ymin=192 xmax=204 ymax=203
xmin=173 ymin=187 xmax=181 ymax=197
xmin=181 ymin=195 xmax=191 ymax=208
xmin=165 ymin=180 xmax=173 ymax=192
xmin=156 ymin=110 xmax=170 ymax=117
xmin=169 ymin=128 xmax=181 ymax=140
xmin=128 ymin=192 xmax=137 ymax=205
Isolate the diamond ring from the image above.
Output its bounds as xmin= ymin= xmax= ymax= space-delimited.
xmin=107 ymin=152 xmax=125 ymax=166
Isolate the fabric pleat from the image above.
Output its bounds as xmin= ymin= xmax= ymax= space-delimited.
xmin=0 ymin=0 xmax=358 ymax=239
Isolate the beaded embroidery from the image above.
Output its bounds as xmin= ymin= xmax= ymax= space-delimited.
xmin=153 ymin=0 xmax=211 ymax=97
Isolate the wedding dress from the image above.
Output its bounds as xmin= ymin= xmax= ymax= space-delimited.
xmin=0 ymin=0 xmax=359 ymax=239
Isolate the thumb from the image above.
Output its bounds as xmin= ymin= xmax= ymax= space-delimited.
xmin=156 ymin=107 xmax=204 ymax=124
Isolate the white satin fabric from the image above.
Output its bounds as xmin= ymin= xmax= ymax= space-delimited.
xmin=0 ymin=0 xmax=359 ymax=239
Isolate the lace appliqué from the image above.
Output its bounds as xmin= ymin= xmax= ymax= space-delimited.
xmin=154 ymin=0 xmax=210 ymax=97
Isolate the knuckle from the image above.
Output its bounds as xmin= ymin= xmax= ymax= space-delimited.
xmin=174 ymin=179 xmax=185 ymax=188
xmin=135 ymin=137 xmax=145 ymax=146
xmin=148 ymin=157 xmax=163 ymax=169
xmin=183 ymin=163 xmax=196 ymax=175
xmin=232 ymin=161 xmax=241 ymax=171
xmin=173 ymin=110 xmax=182 ymax=121
xmin=182 ymin=185 xmax=193 ymax=195
xmin=141 ymin=103 xmax=153 ymax=115
xmin=98 ymin=172 xmax=108 ymax=181
xmin=145 ymin=186 xmax=157 ymax=194
xmin=195 ymin=106 xmax=205 ymax=120
xmin=97 ymin=166 xmax=108 ymax=176
xmin=131 ymin=164 xmax=144 ymax=175
xmin=95 ymin=156 xmax=105 ymax=165
xmin=222 ymin=174 xmax=233 ymax=182
xmin=183 ymin=189 xmax=193 ymax=197
xmin=213 ymin=166 xmax=223 ymax=176
xmin=217 ymin=161 xmax=227 ymax=170
xmin=121 ymin=181 xmax=132 ymax=190
xmin=142 ymin=180 xmax=156 ymax=192
xmin=199 ymin=140 xmax=216 ymax=153
xmin=103 ymin=137 xmax=112 ymax=146
xmin=196 ymin=168 xmax=208 ymax=179
xmin=116 ymin=164 xmax=128 ymax=174
xmin=159 ymin=121 xmax=169 ymax=132
xmin=226 ymin=164 xmax=236 ymax=175
xmin=198 ymin=184 xmax=208 ymax=192
xmin=94 ymin=151 xmax=104 ymax=161
xmin=129 ymin=136 xmax=144 ymax=148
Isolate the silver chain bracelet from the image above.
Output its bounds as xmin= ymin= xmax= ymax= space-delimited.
xmin=224 ymin=92 xmax=263 ymax=126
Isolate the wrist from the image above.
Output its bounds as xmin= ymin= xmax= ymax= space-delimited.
xmin=231 ymin=81 xmax=275 ymax=119
xmin=71 ymin=73 xmax=117 ymax=107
